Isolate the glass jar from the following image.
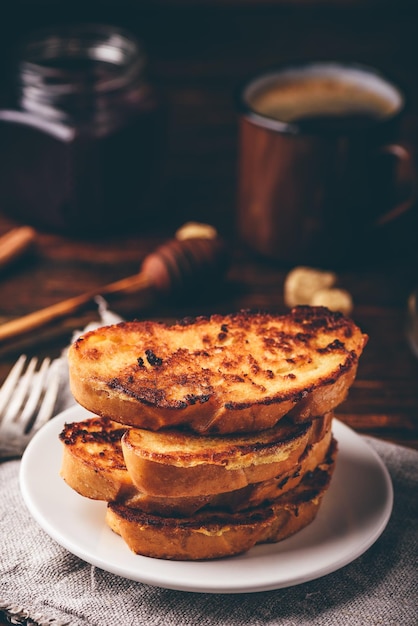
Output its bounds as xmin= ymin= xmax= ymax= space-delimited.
xmin=0 ymin=24 xmax=165 ymax=234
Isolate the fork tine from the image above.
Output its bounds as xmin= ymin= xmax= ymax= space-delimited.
xmin=0 ymin=354 xmax=27 ymax=416
xmin=30 ymin=360 xmax=60 ymax=434
xmin=1 ymin=357 xmax=39 ymax=427
xmin=20 ymin=357 xmax=51 ymax=430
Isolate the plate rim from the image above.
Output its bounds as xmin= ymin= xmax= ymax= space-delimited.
xmin=19 ymin=405 xmax=393 ymax=594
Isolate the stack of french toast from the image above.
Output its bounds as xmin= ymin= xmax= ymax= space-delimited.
xmin=60 ymin=306 xmax=367 ymax=560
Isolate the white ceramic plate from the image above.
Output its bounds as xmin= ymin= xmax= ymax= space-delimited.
xmin=20 ymin=405 xmax=393 ymax=594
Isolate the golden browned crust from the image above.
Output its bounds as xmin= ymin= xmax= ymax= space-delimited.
xmin=121 ymin=414 xmax=332 ymax=497
xmin=106 ymin=441 xmax=337 ymax=561
xmin=59 ymin=417 xmax=135 ymax=501
xmin=58 ymin=414 xmax=333 ymax=515
xmin=120 ymin=433 xmax=335 ymax=516
xmin=68 ymin=307 xmax=367 ymax=434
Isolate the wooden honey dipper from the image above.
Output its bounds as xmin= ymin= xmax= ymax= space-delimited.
xmin=0 ymin=223 xmax=229 ymax=344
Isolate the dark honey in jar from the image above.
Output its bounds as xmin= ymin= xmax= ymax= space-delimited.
xmin=0 ymin=24 xmax=165 ymax=234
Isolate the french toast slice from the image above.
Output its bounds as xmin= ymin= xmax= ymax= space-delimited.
xmin=106 ymin=439 xmax=337 ymax=561
xmin=58 ymin=414 xmax=332 ymax=515
xmin=59 ymin=416 xmax=133 ymax=501
xmin=68 ymin=307 xmax=367 ymax=434
xmin=121 ymin=413 xmax=331 ymax=497
xmin=123 ymin=430 xmax=334 ymax=515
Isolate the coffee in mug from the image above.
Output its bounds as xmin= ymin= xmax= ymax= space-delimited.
xmin=237 ymin=62 xmax=416 ymax=265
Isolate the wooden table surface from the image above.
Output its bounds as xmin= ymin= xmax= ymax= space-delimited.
xmin=1 ymin=3 xmax=418 ymax=625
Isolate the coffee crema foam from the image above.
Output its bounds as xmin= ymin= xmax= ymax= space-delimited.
xmin=246 ymin=68 xmax=402 ymax=125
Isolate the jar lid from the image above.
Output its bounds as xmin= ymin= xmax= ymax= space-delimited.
xmin=16 ymin=23 xmax=149 ymax=127
xmin=20 ymin=23 xmax=146 ymax=97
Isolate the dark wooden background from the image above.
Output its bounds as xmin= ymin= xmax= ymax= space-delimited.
xmin=1 ymin=0 xmax=418 ymax=236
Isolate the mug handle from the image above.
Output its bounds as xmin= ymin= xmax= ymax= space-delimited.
xmin=373 ymin=143 xmax=417 ymax=227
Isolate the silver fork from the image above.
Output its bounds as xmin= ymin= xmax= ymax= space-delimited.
xmin=0 ymin=355 xmax=61 ymax=458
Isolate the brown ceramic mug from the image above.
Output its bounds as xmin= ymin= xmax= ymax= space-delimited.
xmin=237 ymin=62 xmax=416 ymax=265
